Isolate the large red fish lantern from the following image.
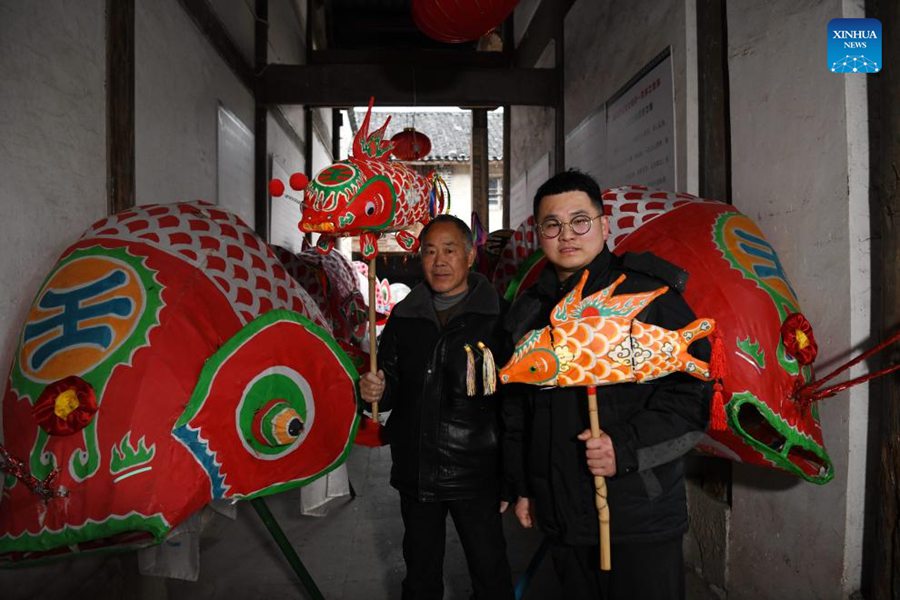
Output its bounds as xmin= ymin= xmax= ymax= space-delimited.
xmin=272 ymin=98 xmax=447 ymax=262
xmin=0 ymin=202 xmax=359 ymax=562
xmin=602 ymin=186 xmax=832 ymax=483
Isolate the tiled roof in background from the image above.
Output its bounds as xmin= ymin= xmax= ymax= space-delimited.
xmin=353 ymin=109 xmax=503 ymax=162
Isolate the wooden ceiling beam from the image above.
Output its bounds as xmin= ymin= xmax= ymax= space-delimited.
xmin=260 ymin=64 xmax=557 ymax=106
xmin=308 ymin=48 xmax=510 ymax=68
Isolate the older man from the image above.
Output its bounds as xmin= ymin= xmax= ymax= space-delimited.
xmin=359 ymin=214 xmax=514 ymax=600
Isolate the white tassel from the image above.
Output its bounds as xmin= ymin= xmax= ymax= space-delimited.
xmin=464 ymin=344 xmax=476 ymax=397
xmin=478 ymin=341 xmax=496 ymax=396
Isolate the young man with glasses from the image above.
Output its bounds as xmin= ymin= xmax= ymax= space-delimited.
xmin=502 ymin=170 xmax=711 ymax=600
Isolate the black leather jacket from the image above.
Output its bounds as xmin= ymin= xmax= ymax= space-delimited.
xmin=378 ymin=273 xmax=508 ymax=501
xmin=503 ymin=247 xmax=711 ymax=544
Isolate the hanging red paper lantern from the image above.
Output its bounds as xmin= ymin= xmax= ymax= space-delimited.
xmin=390 ymin=127 xmax=432 ymax=161
xmin=411 ymin=0 xmax=519 ymax=44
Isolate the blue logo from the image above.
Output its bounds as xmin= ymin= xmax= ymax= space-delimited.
xmin=828 ymin=18 xmax=882 ymax=73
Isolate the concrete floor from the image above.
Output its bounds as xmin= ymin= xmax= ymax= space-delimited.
xmin=1 ymin=445 xmax=721 ymax=599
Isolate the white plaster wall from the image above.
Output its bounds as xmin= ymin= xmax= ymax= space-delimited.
xmin=268 ymin=108 xmax=306 ymax=179
xmin=727 ymin=1 xmax=866 ymax=597
xmin=135 ymin=0 xmax=255 ymax=206
xmin=444 ymin=166 xmax=473 ymax=224
xmin=511 ymin=0 xmax=690 ymax=193
xmin=267 ymin=0 xmax=306 ymax=64
xmin=265 ymin=0 xmax=308 ymax=245
xmin=311 ymin=110 xmax=333 ymax=170
xmin=0 ymin=0 xmax=107 ymax=405
xmin=210 ymin=0 xmax=255 ymax=65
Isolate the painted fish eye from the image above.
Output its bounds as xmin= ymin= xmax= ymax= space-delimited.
xmin=529 ymin=365 xmax=537 ymax=373
xmin=365 ymin=201 xmax=376 ymax=216
xmin=288 ymin=418 xmax=304 ymax=436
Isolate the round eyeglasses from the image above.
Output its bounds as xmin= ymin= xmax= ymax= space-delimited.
xmin=538 ymin=215 xmax=603 ymax=239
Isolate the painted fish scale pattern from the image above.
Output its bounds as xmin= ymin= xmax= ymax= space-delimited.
xmin=553 ymin=318 xmax=632 ymax=386
xmin=602 ymin=185 xmax=715 ymax=251
xmin=362 ymin=158 xmax=431 ymax=227
xmin=274 ymin=247 xmax=367 ymax=344
xmin=86 ymin=202 xmax=328 ymax=330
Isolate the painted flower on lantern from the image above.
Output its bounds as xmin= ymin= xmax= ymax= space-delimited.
xmin=32 ymin=376 xmax=98 ymax=436
xmin=781 ymin=312 xmax=818 ymax=366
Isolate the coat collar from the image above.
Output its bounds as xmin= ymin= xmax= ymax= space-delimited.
xmin=392 ymin=272 xmax=499 ymax=321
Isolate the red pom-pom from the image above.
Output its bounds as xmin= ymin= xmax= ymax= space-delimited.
xmin=289 ymin=173 xmax=309 ymax=191
xmin=269 ymin=178 xmax=285 ymax=197
xmin=33 ymin=376 xmax=98 ymax=436
xmin=781 ymin=313 xmax=818 ymax=366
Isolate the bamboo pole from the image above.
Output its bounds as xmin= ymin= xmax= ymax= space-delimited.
xmin=368 ymin=256 xmax=379 ymax=422
xmin=586 ymin=385 xmax=611 ymax=570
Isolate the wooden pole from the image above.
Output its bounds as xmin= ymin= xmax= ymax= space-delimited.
xmin=871 ymin=0 xmax=900 ymax=592
xmin=106 ymin=0 xmax=135 ymax=215
xmin=368 ymin=256 xmax=379 ymax=422
xmin=586 ymin=385 xmax=611 ymax=570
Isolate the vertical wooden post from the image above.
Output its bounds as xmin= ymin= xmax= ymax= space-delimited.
xmin=332 ymin=108 xmax=342 ymax=160
xmin=472 ymin=108 xmax=489 ymax=229
xmin=870 ymin=0 xmax=900 ymax=595
xmin=304 ymin=107 xmax=313 ymax=177
xmin=553 ymin=4 xmax=565 ymax=174
xmin=106 ymin=0 xmax=135 ymax=215
xmin=254 ymin=0 xmax=269 ymax=240
xmin=502 ymin=105 xmax=511 ymax=229
xmin=697 ymin=0 xmax=732 ymax=203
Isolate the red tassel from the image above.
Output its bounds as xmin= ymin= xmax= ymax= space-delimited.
xmin=709 ymin=332 xmax=728 ymax=432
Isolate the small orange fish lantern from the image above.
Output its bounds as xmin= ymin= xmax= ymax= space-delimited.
xmin=412 ymin=0 xmax=519 ymax=43
xmin=391 ymin=127 xmax=432 ymax=161
xmin=499 ymin=271 xmax=716 ymax=571
xmin=499 ymin=272 xmax=716 ymax=388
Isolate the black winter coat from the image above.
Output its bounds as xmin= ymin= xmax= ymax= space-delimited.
xmin=379 ymin=273 xmax=509 ymax=501
xmin=502 ymin=247 xmax=711 ymax=545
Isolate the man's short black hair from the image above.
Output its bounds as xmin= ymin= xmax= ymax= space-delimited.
xmin=532 ymin=169 xmax=604 ymax=217
xmin=419 ymin=214 xmax=473 ymax=251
